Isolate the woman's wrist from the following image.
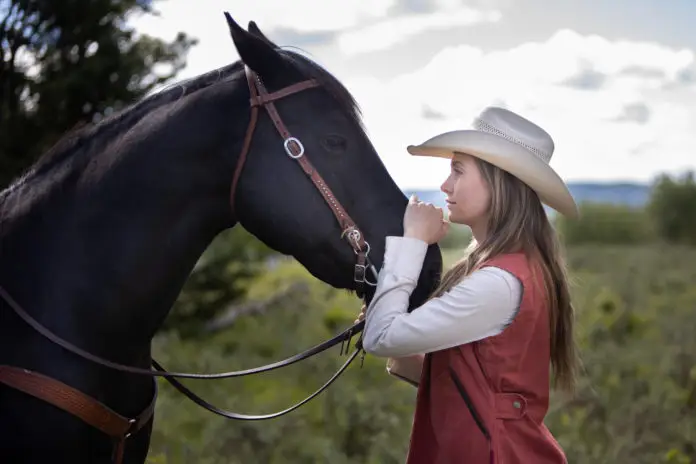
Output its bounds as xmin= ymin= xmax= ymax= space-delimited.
xmin=403 ymin=229 xmax=426 ymax=242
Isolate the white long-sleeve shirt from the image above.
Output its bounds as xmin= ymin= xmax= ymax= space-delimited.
xmin=362 ymin=236 xmax=522 ymax=358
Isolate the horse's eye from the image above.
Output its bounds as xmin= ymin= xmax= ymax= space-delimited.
xmin=322 ymin=134 xmax=347 ymax=153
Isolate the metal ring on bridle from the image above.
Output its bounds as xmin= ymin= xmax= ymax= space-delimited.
xmin=353 ymin=240 xmax=370 ymax=257
xmin=347 ymin=229 xmax=361 ymax=245
xmin=284 ymin=137 xmax=304 ymax=159
xmin=364 ymin=267 xmax=378 ymax=286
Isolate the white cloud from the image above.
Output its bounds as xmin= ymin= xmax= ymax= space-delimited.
xmin=129 ymin=1 xmax=398 ymax=81
xmin=343 ymin=29 xmax=696 ymax=188
xmin=336 ymin=6 xmax=502 ymax=56
xmin=131 ymin=1 xmax=397 ymax=39
xmin=220 ymin=0 xmax=397 ymax=32
xmin=130 ymin=3 xmax=696 ymax=189
xmin=131 ymin=1 xmax=502 ymax=80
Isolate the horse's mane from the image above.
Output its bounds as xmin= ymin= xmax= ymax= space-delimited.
xmin=28 ymin=62 xmax=244 ymax=178
xmin=1 ymin=47 xmax=363 ymax=197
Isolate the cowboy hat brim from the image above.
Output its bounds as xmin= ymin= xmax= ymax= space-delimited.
xmin=406 ymin=129 xmax=579 ymax=219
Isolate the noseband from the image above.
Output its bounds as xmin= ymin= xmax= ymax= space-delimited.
xmin=0 ymin=65 xmax=381 ymax=463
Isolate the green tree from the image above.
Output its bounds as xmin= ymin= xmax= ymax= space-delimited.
xmin=0 ymin=0 xmax=197 ymax=188
xmin=647 ymin=171 xmax=696 ymax=246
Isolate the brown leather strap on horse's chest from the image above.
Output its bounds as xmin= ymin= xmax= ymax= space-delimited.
xmin=0 ymin=365 xmax=157 ymax=464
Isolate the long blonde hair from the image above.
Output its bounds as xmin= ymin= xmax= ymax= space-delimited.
xmin=431 ymin=156 xmax=579 ymax=394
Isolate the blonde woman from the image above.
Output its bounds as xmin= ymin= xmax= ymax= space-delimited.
xmin=359 ymin=107 xmax=579 ymax=463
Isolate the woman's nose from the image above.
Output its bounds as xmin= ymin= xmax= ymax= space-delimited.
xmin=440 ymin=178 xmax=452 ymax=194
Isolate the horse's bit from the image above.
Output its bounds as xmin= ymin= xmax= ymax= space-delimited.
xmin=0 ymin=64 xmax=381 ymax=463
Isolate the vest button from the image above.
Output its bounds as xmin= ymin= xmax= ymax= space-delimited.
xmin=512 ymin=401 xmax=521 ymax=409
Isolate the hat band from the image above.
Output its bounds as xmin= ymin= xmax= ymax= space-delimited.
xmin=473 ymin=118 xmax=552 ymax=163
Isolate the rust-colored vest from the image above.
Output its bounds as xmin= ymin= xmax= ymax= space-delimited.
xmin=406 ymin=253 xmax=567 ymax=464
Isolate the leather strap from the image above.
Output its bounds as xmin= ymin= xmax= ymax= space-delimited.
xmin=229 ymin=74 xmax=259 ymax=212
xmin=230 ymin=70 xmax=319 ymax=215
xmin=244 ymin=67 xmax=367 ymax=255
xmin=0 ymin=282 xmax=361 ymax=379
xmin=0 ymin=365 xmax=157 ymax=464
xmin=230 ymin=66 xmax=373 ymax=298
xmin=249 ymin=80 xmax=319 ymax=107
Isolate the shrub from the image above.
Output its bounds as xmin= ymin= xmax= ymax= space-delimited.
xmin=647 ymin=171 xmax=696 ymax=246
xmin=555 ymin=202 xmax=656 ymax=245
xmin=546 ymin=244 xmax=696 ymax=463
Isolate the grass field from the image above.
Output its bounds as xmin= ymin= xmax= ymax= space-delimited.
xmin=147 ymin=243 xmax=696 ymax=464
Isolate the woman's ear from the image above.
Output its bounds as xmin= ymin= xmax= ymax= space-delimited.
xmin=223 ymin=12 xmax=289 ymax=79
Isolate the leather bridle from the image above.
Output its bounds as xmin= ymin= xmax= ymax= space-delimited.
xmin=0 ymin=65 xmax=380 ymax=464
xmin=230 ymin=65 xmax=379 ymax=298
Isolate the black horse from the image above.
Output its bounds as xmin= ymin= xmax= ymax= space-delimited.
xmin=0 ymin=14 xmax=443 ymax=464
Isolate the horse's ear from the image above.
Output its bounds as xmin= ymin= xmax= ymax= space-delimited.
xmin=248 ymin=20 xmax=277 ymax=48
xmin=224 ymin=12 xmax=287 ymax=78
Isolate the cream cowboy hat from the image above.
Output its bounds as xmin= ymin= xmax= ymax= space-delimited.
xmin=406 ymin=106 xmax=579 ymax=218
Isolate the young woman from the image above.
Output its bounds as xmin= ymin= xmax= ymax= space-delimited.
xmin=359 ymin=106 xmax=580 ymax=463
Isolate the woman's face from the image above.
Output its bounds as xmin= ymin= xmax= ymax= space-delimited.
xmin=440 ymin=153 xmax=491 ymax=228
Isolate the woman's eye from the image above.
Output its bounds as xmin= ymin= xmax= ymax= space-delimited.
xmin=322 ymin=134 xmax=348 ymax=153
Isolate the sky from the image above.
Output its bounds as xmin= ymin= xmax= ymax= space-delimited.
xmin=131 ymin=0 xmax=696 ymax=190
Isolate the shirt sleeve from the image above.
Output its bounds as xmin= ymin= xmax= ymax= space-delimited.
xmin=362 ymin=236 xmax=522 ymax=358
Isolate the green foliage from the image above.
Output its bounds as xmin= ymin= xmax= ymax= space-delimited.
xmin=0 ymin=0 xmax=196 ymax=188
xmin=546 ymin=244 xmax=696 ymax=463
xmin=647 ymin=171 xmax=696 ymax=246
xmin=555 ymin=202 xmax=656 ymax=245
xmin=149 ymin=259 xmax=418 ymax=464
xmin=163 ymin=227 xmax=277 ymax=338
xmin=150 ymin=242 xmax=696 ymax=463
xmin=439 ymin=222 xmax=472 ymax=250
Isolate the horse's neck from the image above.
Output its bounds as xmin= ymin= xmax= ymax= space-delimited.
xmin=0 ymin=85 xmax=246 ymax=364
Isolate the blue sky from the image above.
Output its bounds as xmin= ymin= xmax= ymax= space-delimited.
xmin=132 ymin=0 xmax=696 ymax=189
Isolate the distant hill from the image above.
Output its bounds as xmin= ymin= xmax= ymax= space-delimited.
xmin=404 ymin=182 xmax=652 ymax=213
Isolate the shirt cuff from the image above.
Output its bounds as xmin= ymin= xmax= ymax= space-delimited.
xmin=382 ymin=236 xmax=429 ymax=282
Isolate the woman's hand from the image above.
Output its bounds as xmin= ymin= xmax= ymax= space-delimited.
xmin=403 ymin=194 xmax=449 ymax=244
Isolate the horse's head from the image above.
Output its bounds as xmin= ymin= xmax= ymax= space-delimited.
xmin=224 ymin=15 xmax=442 ymax=307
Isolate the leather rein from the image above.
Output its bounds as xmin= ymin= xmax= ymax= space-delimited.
xmin=0 ymin=65 xmax=379 ymax=463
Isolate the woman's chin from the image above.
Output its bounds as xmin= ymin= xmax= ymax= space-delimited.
xmin=447 ymin=213 xmax=469 ymax=227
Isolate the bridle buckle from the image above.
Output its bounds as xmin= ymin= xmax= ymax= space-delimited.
xmin=283 ymin=136 xmax=304 ymax=159
xmin=354 ymin=263 xmax=366 ymax=284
